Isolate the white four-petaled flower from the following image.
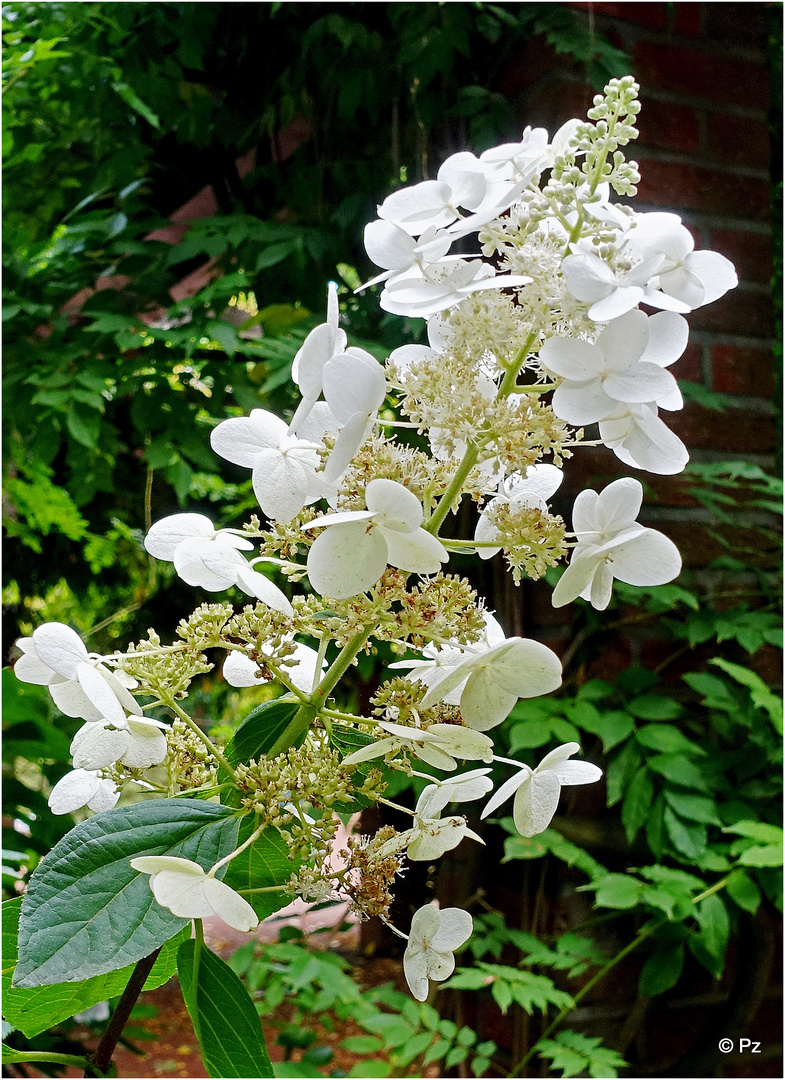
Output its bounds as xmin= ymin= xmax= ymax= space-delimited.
xmin=130 ymin=856 xmax=258 ymax=932
xmin=403 ymin=904 xmax=473 ymax=1001
xmin=481 ymin=743 xmax=602 ymax=837
xmin=552 ymin=477 xmax=682 ymax=610
xmin=303 ymin=478 xmax=448 ymax=599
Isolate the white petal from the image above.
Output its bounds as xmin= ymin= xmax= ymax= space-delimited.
xmin=639 ymin=311 xmax=689 ymax=368
xmin=32 ymin=623 xmax=89 ymax=680
xmin=234 ymin=566 xmax=294 ymax=617
xmin=150 ymin=871 xmax=214 ymax=919
xmin=683 ymin=250 xmax=737 ymax=305
xmin=323 ymin=411 xmax=374 ymax=483
xmin=223 ymin=651 xmax=262 ymax=687
xmin=550 ymin=760 xmax=603 ymax=786
xmin=513 ymin=770 xmax=562 ymax=837
xmin=609 ymin=529 xmax=682 ymax=586
xmin=323 ymin=350 xmax=386 ymax=424
xmin=431 ymin=908 xmax=473 ymax=952
xmin=596 ymin=309 xmax=649 ymax=370
xmin=604 ymin=363 xmax=679 ymax=405
xmin=427 ymin=724 xmax=494 ymax=762
xmin=87 ymin=778 xmax=121 ymax=813
xmin=210 ymin=411 xmax=287 ymax=466
xmin=203 ymin=877 xmax=259 ymax=931
xmin=403 ymin=948 xmax=429 ymax=1001
xmin=47 ymin=769 xmax=100 ymax=815
xmin=364 ymin=219 xmax=416 ymax=271
xmin=382 ymin=527 xmax=449 ymax=575
xmin=588 ymin=561 xmax=614 ymax=610
xmin=291 ymin=321 xmax=336 ymax=399
xmin=596 ymin=477 xmax=643 ymax=532
xmin=131 ymin=856 xmax=205 ymax=876
xmin=71 ymin=722 xmax=129 ymax=771
xmin=144 ymin=514 xmax=215 ymax=561
xmin=252 ymin=451 xmax=311 ymax=522
xmin=552 ymin=379 xmax=617 ymax=425
xmin=50 ymin=678 xmax=104 ymax=721
xmin=587 ymin=286 xmax=644 ymax=322
xmin=77 ymin=663 xmax=127 ymax=725
xmin=460 ymin=672 xmax=518 ymax=730
xmin=306 ymin=521 xmax=388 ymax=598
xmin=539 ymin=337 xmax=602 ymax=381
xmin=96 ymin=665 xmax=144 ymax=717
xmin=120 ymin=721 xmax=168 ymax=769
xmin=481 ymin=766 xmax=532 ymax=819
xmin=366 ymin=478 xmax=424 ymax=531
xmin=174 ymin=537 xmax=240 ymax=590
xmin=551 ymin=553 xmax=600 ymax=608
xmin=13 ymin=640 xmax=61 ymax=685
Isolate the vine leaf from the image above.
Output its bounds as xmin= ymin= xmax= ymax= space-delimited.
xmin=13 ymin=799 xmax=240 ymax=988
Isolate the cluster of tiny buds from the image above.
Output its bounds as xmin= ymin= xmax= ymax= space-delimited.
xmin=166 ymin=719 xmax=218 ymax=790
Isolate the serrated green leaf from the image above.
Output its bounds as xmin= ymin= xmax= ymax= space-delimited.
xmin=2 ymin=898 xmax=188 ymax=1038
xmin=14 ymin=800 xmax=238 ymax=987
xmin=723 ymin=820 xmax=783 ymax=844
xmin=592 ymin=873 xmax=642 ymax=909
xmin=220 ymin=820 xmax=293 ymax=920
xmin=663 ymin=789 xmax=720 ymax=825
xmin=689 ymin=893 xmax=729 ymax=979
xmin=178 ymin=940 xmax=273 ymax=1077
xmin=663 ymin=807 xmax=706 ymax=858
xmin=621 ymin=766 xmax=653 ymax=843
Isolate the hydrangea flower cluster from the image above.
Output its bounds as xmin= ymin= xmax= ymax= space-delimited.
xmin=15 ymin=79 xmax=736 ymax=1001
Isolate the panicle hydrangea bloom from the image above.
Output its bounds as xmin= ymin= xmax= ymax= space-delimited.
xmin=13 ymin=80 xmax=738 ymax=1003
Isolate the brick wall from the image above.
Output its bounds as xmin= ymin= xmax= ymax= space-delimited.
xmin=492 ymin=1 xmax=779 ymax=654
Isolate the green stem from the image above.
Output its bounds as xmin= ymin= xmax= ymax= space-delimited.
xmin=209 ymin=817 xmax=265 ymax=875
xmin=312 ymin=624 xmax=375 ymax=704
xmin=190 ymin=920 xmax=204 ymax=1047
xmin=423 ymin=330 xmax=538 ymax=536
xmin=165 ymin=697 xmax=238 ymax=781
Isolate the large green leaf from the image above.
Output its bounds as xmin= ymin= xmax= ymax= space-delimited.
xmin=178 ymin=940 xmax=274 ymax=1078
xmin=13 ymin=800 xmax=240 ymax=988
xmin=2 ymin=898 xmax=188 ymax=1038
xmin=225 ymin=699 xmax=315 ymax=765
xmin=221 ymin=820 xmax=293 ymax=920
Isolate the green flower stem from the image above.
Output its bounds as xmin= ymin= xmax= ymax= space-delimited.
xmin=164 ymin=696 xmax=238 ymax=781
xmin=312 ymin=624 xmax=376 ymax=705
xmin=510 ymin=876 xmax=733 ymax=1077
xmin=423 ymin=330 xmax=538 ymax=537
xmin=209 ymin=817 xmax=265 ymax=876
xmin=190 ymin=920 xmax=204 ymax=1047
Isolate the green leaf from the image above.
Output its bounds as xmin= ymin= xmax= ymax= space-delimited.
xmin=722 ymin=821 xmax=783 ymax=844
xmin=66 ymin=401 xmax=100 ymax=447
xmin=647 ymin=754 xmax=710 ymax=792
xmin=663 ymin=807 xmax=706 ymax=858
xmin=711 ymin=659 xmax=783 ymax=731
xmin=725 ymin=869 xmax=761 ymax=914
xmin=340 ymin=1035 xmax=384 ymax=1054
xmin=626 ymin=695 xmax=682 ymax=720
xmin=621 ymin=766 xmax=653 ymax=843
xmin=13 ymin=800 xmax=238 ymax=988
xmin=689 ymin=893 xmax=729 ymax=979
xmin=225 ymin=699 xmax=314 ymax=766
xmin=178 ymin=940 xmax=274 ymax=1077
xmin=509 ymin=720 xmax=552 ymax=749
xmin=636 ymin=725 xmax=706 ymax=756
xmin=597 ymin=710 xmax=634 ymax=752
xmin=538 ymin=1030 xmax=626 ymax=1078
xmin=639 ymin=943 xmax=684 ymax=996
xmin=738 ymin=844 xmax=783 ymax=867
xmin=606 ymin=741 xmax=642 ymax=806
xmin=112 ymin=81 xmax=161 ymax=128
xmin=663 ymin=789 xmax=720 ymax=825
xmin=2 ymin=898 xmax=188 ymax=1038
xmin=346 ymin=1062 xmax=391 ymax=1078
xmin=220 ymin=820 xmax=292 ymax=920
xmin=592 ymin=873 xmax=642 ymax=909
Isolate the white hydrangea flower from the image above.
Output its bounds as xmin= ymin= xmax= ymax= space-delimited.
xmin=145 ymin=512 xmax=293 ymax=616
xmin=418 ymin=633 xmax=562 ymax=731
xmin=403 ymin=904 xmax=473 ymax=1001
xmin=130 ymin=856 xmax=258 ymax=932
xmin=540 ymin=309 xmax=687 ymax=426
xmin=341 ymin=721 xmax=493 ymax=773
xmin=48 ymin=768 xmax=120 ymax=816
xmin=210 ymin=409 xmax=323 ymax=523
xmin=319 ymin=346 xmax=387 ymax=483
xmin=70 ymin=715 xmax=169 ymax=772
xmin=552 ymin=477 xmax=682 ymax=610
xmin=15 ymin=623 xmax=143 ymax=726
xmin=481 ymin=743 xmax=602 ymax=837
xmin=416 ymin=769 xmax=494 ymax=817
xmin=359 ymin=221 xmax=456 ymax=290
xmin=474 ymin=464 xmax=564 ymax=559
xmin=303 ymin=478 xmax=448 ymax=599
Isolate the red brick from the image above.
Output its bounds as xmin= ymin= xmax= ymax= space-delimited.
xmin=704 ymin=3 xmax=769 ymax=49
xmin=497 ymin=41 xmax=575 ymax=99
xmin=669 ymin=401 xmax=777 ymax=453
xmin=567 ymin=2 xmax=702 ymax=36
xmin=635 ymin=158 xmax=771 ymax=220
xmin=687 ymin=287 xmax=774 ymax=337
xmin=712 ymin=344 xmax=777 ymax=397
xmin=512 ymin=77 xmax=593 ymax=136
xmin=636 ymin=97 xmax=701 ymax=154
xmin=707 ymin=111 xmax=772 ymax=170
xmin=633 ymin=41 xmax=770 ymax=110
xmin=678 ymin=341 xmax=703 ymax=382
xmin=711 ymin=228 xmax=774 ymax=284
